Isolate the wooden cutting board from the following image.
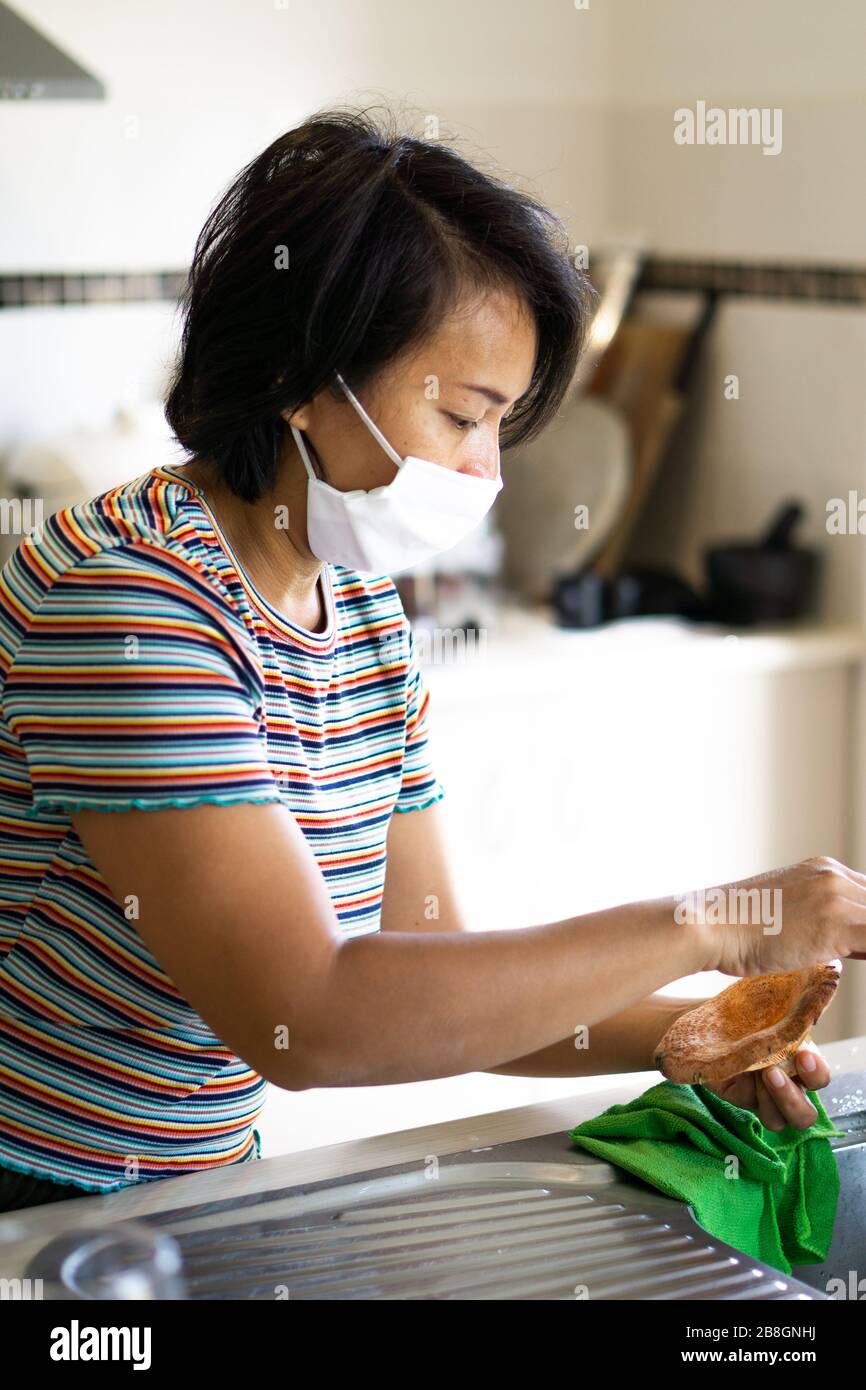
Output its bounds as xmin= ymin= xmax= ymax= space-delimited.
xmin=585 ymin=320 xmax=695 ymax=577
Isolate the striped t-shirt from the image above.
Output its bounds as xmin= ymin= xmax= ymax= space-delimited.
xmin=0 ymin=462 xmax=444 ymax=1192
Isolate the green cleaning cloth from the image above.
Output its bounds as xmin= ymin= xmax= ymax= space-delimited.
xmin=568 ymin=1080 xmax=845 ymax=1275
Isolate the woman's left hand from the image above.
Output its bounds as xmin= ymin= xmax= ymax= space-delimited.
xmin=705 ymin=1043 xmax=831 ymax=1131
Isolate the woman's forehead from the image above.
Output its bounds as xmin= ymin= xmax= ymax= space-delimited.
xmin=404 ymin=298 xmax=537 ymax=398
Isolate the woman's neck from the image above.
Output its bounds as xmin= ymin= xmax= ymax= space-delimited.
xmin=178 ymin=451 xmax=326 ymax=632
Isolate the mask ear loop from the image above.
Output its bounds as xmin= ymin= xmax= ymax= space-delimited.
xmin=291 ymin=372 xmax=406 ymax=484
xmin=290 ymin=423 xmax=323 ymax=482
xmin=286 ymin=383 xmax=335 ymax=482
xmin=334 ymin=371 xmax=406 ymax=469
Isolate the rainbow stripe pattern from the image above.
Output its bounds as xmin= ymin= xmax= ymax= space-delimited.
xmin=0 ymin=463 xmax=444 ymax=1191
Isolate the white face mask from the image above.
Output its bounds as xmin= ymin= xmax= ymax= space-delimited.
xmin=290 ymin=372 xmax=503 ymax=575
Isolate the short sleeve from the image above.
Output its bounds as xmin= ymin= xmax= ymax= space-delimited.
xmin=394 ymin=624 xmax=446 ymax=814
xmin=2 ymin=542 xmax=283 ymax=816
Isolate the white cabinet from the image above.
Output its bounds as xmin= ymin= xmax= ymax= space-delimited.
xmin=423 ymin=610 xmax=864 ymax=1001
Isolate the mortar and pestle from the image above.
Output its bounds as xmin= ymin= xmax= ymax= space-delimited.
xmin=704 ymin=500 xmax=819 ymax=625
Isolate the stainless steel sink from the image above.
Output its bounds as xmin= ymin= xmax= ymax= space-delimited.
xmin=140 ymin=1156 xmax=820 ymax=1300
xmin=789 ymin=1071 xmax=866 ymax=1295
xmin=26 ymin=1068 xmax=866 ymax=1301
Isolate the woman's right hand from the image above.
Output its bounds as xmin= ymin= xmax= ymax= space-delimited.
xmin=692 ymin=856 xmax=866 ymax=977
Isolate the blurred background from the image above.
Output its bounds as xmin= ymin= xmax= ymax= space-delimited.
xmin=1 ymin=0 xmax=865 ymax=1156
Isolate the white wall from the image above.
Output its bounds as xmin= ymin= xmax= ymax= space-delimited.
xmin=0 ymin=0 xmax=610 ymax=454
xmin=4 ymin=0 xmax=863 ymax=445
xmin=606 ymin=0 xmax=866 ymax=105
xmin=4 ymin=0 xmax=864 ymax=268
xmin=0 ymin=0 xmax=610 ymax=273
xmin=604 ymin=0 xmax=866 ymax=261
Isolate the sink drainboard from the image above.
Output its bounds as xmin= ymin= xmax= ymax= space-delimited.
xmin=136 ymin=1156 xmax=824 ymax=1300
xmin=30 ymin=1068 xmax=866 ymax=1300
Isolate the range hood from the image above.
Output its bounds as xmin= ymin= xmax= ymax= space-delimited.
xmin=0 ymin=1 xmax=105 ymax=100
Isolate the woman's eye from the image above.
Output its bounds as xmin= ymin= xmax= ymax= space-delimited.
xmin=449 ymin=415 xmax=480 ymax=432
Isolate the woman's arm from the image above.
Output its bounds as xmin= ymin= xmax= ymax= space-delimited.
xmin=377 ymin=804 xmax=835 ymax=1131
xmin=73 ymin=800 xmax=710 ymax=1092
xmin=382 ymin=807 xmax=704 ymax=1071
xmin=484 ymin=994 xmax=705 ymax=1076
xmin=379 ymin=800 xmax=471 ymax=933
xmin=381 ymin=808 xmax=702 ymax=1076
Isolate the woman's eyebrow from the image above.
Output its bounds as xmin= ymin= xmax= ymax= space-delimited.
xmin=454 ymin=382 xmax=514 ymax=407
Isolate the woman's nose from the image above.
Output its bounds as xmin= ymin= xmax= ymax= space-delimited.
xmin=462 ymin=447 xmax=500 ymax=482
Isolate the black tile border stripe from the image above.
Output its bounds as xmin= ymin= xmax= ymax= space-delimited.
xmin=638 ymin=258 xmax=866 ymax=304
xmin=1 ymin=260 xmax=866 ymax=309
xmin=0 ymin=272 xmax=187 ymax=308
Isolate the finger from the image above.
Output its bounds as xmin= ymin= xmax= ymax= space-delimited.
xmin=755 ymin=1070 xmax=787 ymax=1130
xmin=761 ymin=1065 xmax=819 ymax=1129
xmin=793 ymin=1044 xmax=831 ymax=1090
xmin=717 ymin=1073 xmax=758 ymax=1111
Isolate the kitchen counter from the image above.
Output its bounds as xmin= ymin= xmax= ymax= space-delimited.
xmin=419 ymin=607 xmax=865 ymax=696
xmin=2 ymin=1033 xmax=864 ymax=1278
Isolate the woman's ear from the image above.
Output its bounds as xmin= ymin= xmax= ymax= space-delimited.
xmin=281 ymin=406 xmax=309 ymax=428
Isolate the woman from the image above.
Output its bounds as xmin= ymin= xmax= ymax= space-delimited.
xmin=0 ymin=108 xmax=862 ymax=1212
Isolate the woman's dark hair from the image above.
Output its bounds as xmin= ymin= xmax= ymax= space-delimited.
xmin=165 ymin=105 xmax=595 ymax=502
